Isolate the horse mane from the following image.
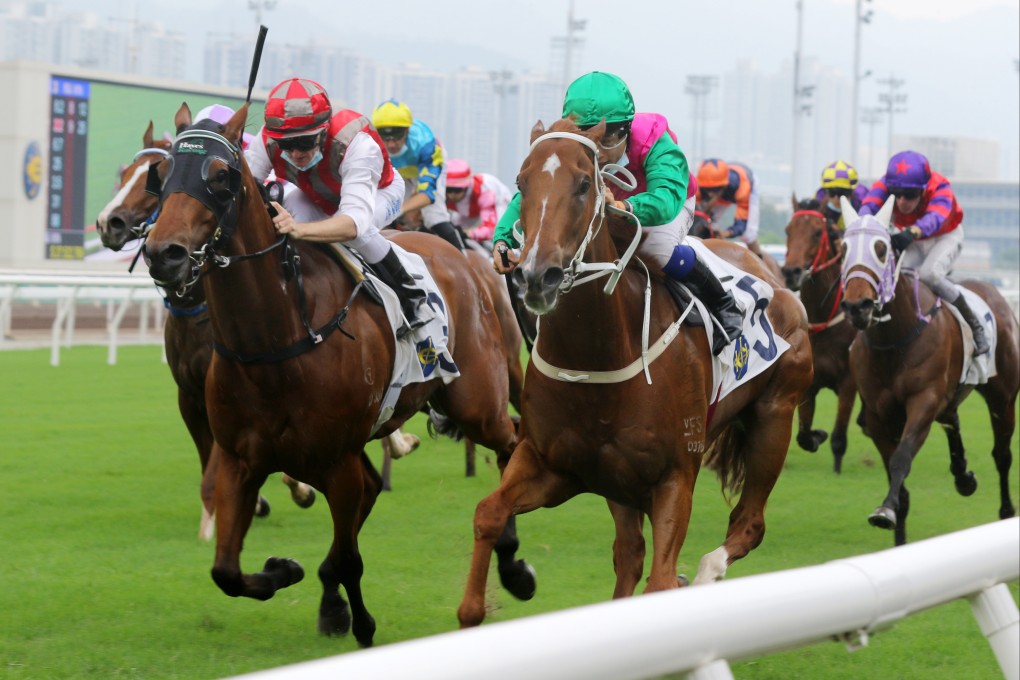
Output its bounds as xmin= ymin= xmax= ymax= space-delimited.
xmin=797 ymin=197 xmax=822 ymax=211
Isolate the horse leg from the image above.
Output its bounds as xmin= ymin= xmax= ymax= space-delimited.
xmin=465 ymin=438 xmax=476 ymax=477
xmin=938 ymin=410 xmax=978 ymax=497
xmin=978 ymin=386 xmax=1017 ymax=519
xmin=458 ymin=439 xmax=577 ymax=628
xmin=607 ymin=500 xmax=645 ymax=598
xmin=795 ymin=387 xmax=828 ymax=453
xmin=695 ymin=396 xmax=795 ymax=585
xmin=281 ymin=473 xmax=316 ymax=508
xmin=317 ymin=452 xmax=379 ymax=646
xmin=379 ymin=436 xmax=393 ymax=492
xmin=199 ymin=444 xmax=218 ymax=541
xmin=177 ymin=390 xmax=217 ymax=541
xmin=830 ymin=378 xmax=857 ymax=474
xmin=646 ymin=470 xmax=698 ymax=592
xmin=210 ymin=443 xmax=304 ymax=599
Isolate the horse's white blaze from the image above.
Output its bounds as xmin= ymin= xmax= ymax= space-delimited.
xmin=693 ymin=546 xmax=729 ymax=584
xmin=96 ymin=162 xmax=150 ymax=227
xmin=542 ymin=153 xmax=561 ymax=177
xmin=521 ymin=196 xmax=549 ymax=273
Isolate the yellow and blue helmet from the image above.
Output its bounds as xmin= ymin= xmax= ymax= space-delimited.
xmin=371 ymin=99 xmax=414 ymax=129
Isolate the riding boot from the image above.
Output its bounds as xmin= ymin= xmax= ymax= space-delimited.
xmin=374 ymin=248 xmax=428 ymax=336
xmin=949 ymin=294 xmax=990 ymax=356
xmin=427 ymin=221 xmax=465 ymax=251
xmin=683 ymin=257 xmax=744 ymax=356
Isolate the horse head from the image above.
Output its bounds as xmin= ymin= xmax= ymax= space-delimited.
xmin=96 ymin=121 xmax=171 ymax=251
xmin=839 ymin=196 xmax=897 ymax=329
xmin=511 ymin=118 xmax=613 ymax=315
xmin=144 ymin=103 xmax=252 ymax=290
xmin=689 ymin=210 xmax=714 ymax=240
xmin=781 ymin=195 xmax=833 ymax=291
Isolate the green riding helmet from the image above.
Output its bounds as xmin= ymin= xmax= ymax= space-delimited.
xmin=562 ymin=71 xmax=636 ymax=127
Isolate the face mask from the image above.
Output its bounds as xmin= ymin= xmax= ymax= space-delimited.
xmin=283 ymin=149 xmax=323 ymax=171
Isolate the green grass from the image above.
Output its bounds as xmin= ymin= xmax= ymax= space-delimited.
xmin=0 ymin=345 xmax=1017 ymax=679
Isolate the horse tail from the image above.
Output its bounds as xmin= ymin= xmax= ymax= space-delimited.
xmin=427 ymin=408 xmax=465 ymax=442
xmin=703 ymin=421 xmax=748 ymax=500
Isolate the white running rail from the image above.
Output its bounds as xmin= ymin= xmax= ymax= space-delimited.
xmin=228 ymin=518 xmax=1019 ymax=680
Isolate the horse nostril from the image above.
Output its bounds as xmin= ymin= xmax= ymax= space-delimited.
xmin=541 ymin=267 xmax=564 ymax=292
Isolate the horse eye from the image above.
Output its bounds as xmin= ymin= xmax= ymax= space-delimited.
xmin=577 ymin=177 xmax=591 ymax=195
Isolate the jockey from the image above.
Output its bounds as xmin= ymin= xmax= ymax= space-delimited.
xmin=814 ymin=159 xmax=868 ymax=230
xmin=859 ymin=150 xmax=986 ymax=355
xmin=244 ymin=77 xmax=428 ymax=334
xmin=371 ymin=99 xmax=463 ymax=251
xmin=695 ymin=158 xmax=765 ymax=257
xmin=492 ymin=71 xmax=742 ymax=355
xmin=444 ymin=158 xmax=513 ymax=246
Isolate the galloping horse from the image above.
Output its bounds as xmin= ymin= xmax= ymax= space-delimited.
xmin=839 ymin=198 xmax=1018 ymax=545
xmin=96 ymin=122 xmax=317 ymax=540
xmin=781 ymin=197 xmax=860 ymax=472
xmin=142 ymin=104 xmax=530 ymax=645
xmin=457 ymin=119 xmax=813 ymax=627
xmin=689 ymin=210 xmax=784 ymax=282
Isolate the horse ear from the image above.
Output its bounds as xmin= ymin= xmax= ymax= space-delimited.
xmin=529 ymin=120 xmax=546 ymax=144
xmin=790 ymin=192 xmax=798 ymax=211
xmin=223 ymin=103 xmax=249 ymax=146
xmin=587 ymin=118 xmax=607 ymax=142
xmin=839 ymin=196 xmax=859 ymax=226
xmin=143 ymin=121 xmax=154 ymax=148
xmin=174 ymin=102 xmax=192 ymax=135
xmin=875 ymin=194 xmax=895 ymax=228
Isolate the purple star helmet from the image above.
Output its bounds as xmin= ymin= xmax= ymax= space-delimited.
xmin=884 ymin=150 xmax=931 ymax=190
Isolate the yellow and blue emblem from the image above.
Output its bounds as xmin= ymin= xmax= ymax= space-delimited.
xmin=732 ymin=334 xmax=749 ymax=380
xmin=23 ymin=141 xmax=42 ymax=200
xmin=416 ymin=336 xmax=439 ymax=377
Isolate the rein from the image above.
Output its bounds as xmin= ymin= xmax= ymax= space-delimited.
xmin=524 ymin=129 xmax=690 ymax=385
xmin=792 ymin=210 xmax=847 ymax=334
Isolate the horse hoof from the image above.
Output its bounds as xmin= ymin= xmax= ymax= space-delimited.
xmin=677 ymin=573 xmax=689 ymax=587
xmin=499 ymin=559 xmax=537 ymax=601
xmin=353 ymin=614 xmax=377 ymax=648
xmin=867 ymin=507 xmax=897 ymax=530
xmin=797 ymin=430 xmax=828 ymax=453
xmin=954 ymin=471 xmax=977 ymax=497
xmin=255 ymin=496 xmax=271 ymax=518
xmin=318 ymin=596 xmax=351 ymax=637
xmin=263 ymin=557 xmax=304 ymax=589
xmin=294 ymin=488 xmax=316 ymax=509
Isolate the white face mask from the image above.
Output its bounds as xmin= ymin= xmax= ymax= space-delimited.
xmin=283 ymin=149 xmax=323 ymax=171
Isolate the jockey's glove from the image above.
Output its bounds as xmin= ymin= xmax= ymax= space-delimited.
xmin=890 ymin=229 xmax=916 ymax=253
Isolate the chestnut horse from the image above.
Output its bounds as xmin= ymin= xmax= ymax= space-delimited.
xmin=95 ymin=123 xmax=317 ymax=539
xmin=839 ymin=198 xmax=1018 ymax=545
xmin=457 ymin=119 xmax=814 ymax=627
xmin=780 ymin=197 xmax=860 ymax=472
xmin=142 ymin=104 xmax=530 ymax=646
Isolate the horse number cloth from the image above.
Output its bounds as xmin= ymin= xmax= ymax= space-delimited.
xmin=943 ymin=285 xmax=998 ymax=385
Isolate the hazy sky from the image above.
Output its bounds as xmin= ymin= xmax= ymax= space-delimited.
xmin=56 ymin=0 xmax=1020 ymax=175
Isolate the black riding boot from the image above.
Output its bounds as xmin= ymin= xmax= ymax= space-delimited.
xmin=374 ymin=249 xmax=428 ymax=335
xmin=684 ymin=257 xmax=744 ymax=355
xmin=949 ymin=294 xmax=990 ymax=356
xmin=427 ymin=221 xmax=465 ymax=251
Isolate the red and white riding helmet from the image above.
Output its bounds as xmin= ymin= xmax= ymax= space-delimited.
xmin=263 ymin=78 xmax=332 ymax=139
xmin=446 ymin=158 xmax=472 ymax=189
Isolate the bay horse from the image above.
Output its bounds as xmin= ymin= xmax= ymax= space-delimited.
xmin=457 ymin=119 xmax=814 ymax=627
xmin=142 ymin=104 xmax=531 ymax=646
xmin=780 ymin=196 xmax=860 ymax=472
xmin=839 ymin=198 xmax=1018 ymax=545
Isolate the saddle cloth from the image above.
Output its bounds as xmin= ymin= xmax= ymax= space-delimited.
xmin=686 ymin=238 xmax=791 ymax=406
xmin=329 ymin=243 xmax=460 ymax=435
xmin=943 ymin=285 xmax=997 ymax=385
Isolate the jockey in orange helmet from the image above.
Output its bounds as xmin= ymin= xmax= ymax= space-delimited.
xmin=244 ymin=77 xmax=427 ymax=333
xmin=696 ymin=159 xmax=764 ymax=257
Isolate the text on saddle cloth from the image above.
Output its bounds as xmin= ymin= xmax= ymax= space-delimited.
xmin=685 ymin=239 xmax=792 ymax=406
xmin=327 ymin=243 xmax=460 ymax=436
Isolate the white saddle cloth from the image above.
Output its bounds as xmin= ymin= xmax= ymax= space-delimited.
xmin=944 ymin=286 xmax=997 ymax=385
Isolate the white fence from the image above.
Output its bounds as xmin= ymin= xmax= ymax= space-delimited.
xmin=0 ymin=269 xmax=164 ymax=366
xmin=229 ymin=518 xmax=1019 ymax=680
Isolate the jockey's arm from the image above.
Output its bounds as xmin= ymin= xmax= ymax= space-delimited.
xmin=243 ymin=133 xmax=273 ymax=183
xmin=627 ymin=135 xmax=688 ymax=227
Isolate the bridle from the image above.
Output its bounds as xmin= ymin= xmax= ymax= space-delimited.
xmin=840 ymin=218 xmax=904 ymax=323
xmin=790 ymin=209 xmax=846 ymax=333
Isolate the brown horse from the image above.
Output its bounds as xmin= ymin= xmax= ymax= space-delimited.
xmin=839 ymin=199 xmax=1018 ymax=545
xmin=780 ymin=197 xmax=860 ymax=472
xmin=690 ymin=209 xmax=784 ymax=282
xmin=95 ymin=122 xmax=317 ymax=540
xmin=457 ymin=119 xmax=814 ymax=627
xmin=142 ymin=104 xmax=530 ymax=646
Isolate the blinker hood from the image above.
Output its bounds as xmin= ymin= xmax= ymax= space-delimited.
xmin=151 ymin=124 xmax=243 ymax=222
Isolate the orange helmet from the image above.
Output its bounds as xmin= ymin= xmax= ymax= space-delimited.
xmin=696 ymin=159 xmax=730 ymax=189
xmin=264 ymin=78 xmax=332 ymax=139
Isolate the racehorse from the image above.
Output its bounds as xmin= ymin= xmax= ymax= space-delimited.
xmin=689 ymin=209 xmax=784 ymax=282
xmin=839 ymin=198 xmax=1018 ymax=545
xmin=142 ymin=103 xmax=530 ymax=645
xmin=780 ymin=197 xmax=860 ymax=472
xmin=457 ymin=119 xmax=814 ymax=627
